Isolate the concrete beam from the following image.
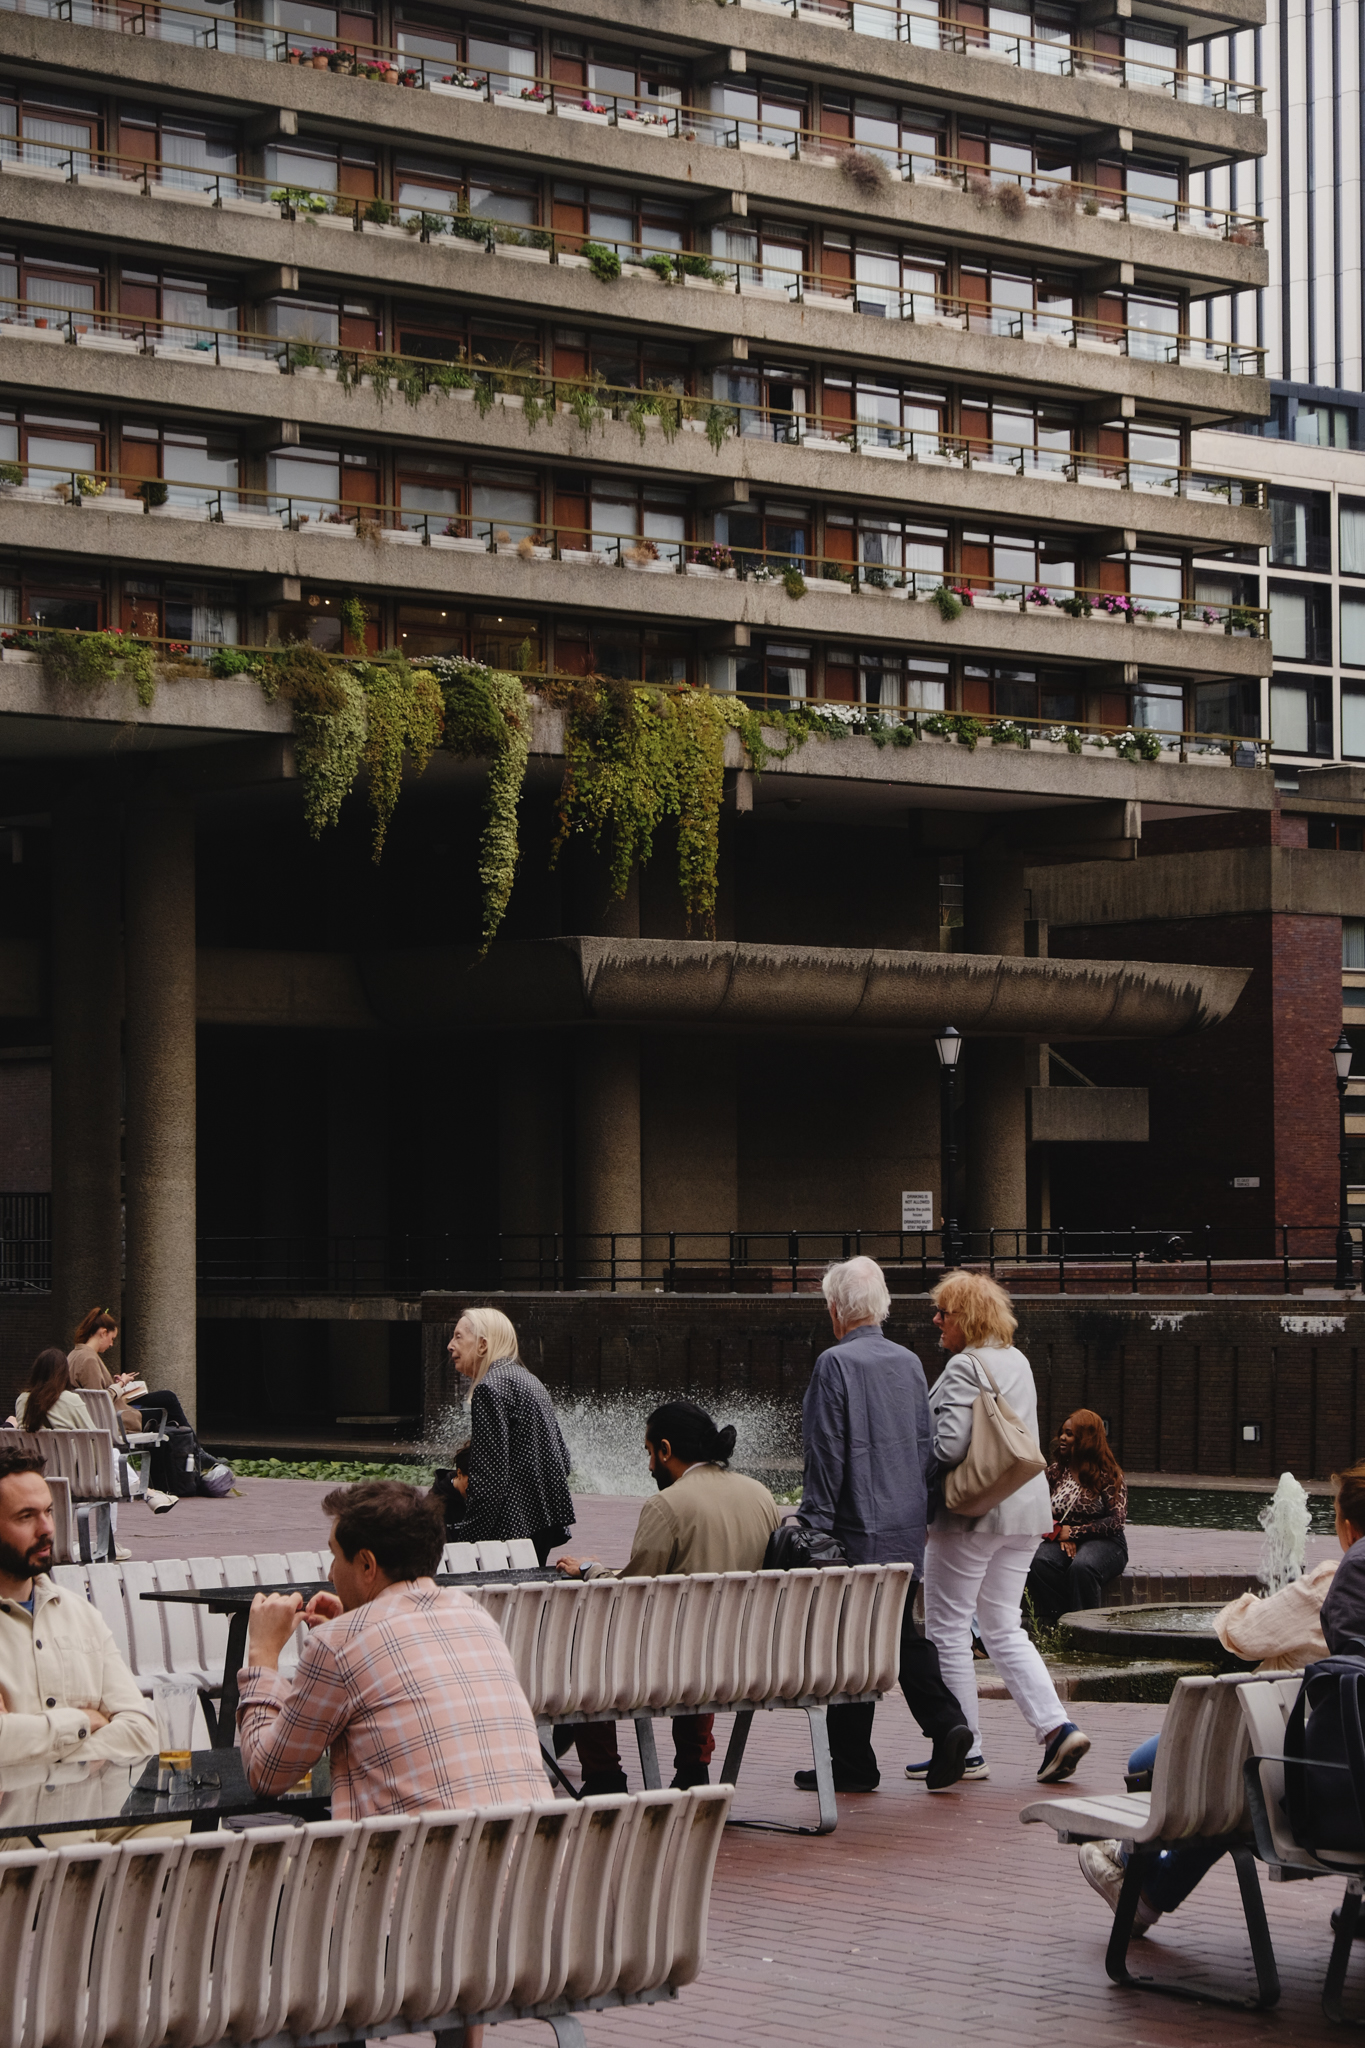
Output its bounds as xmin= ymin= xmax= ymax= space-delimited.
xmin=356 ymin=935 xmax=1250 ymax=1040
xmin=1028 ymin=1085 xmax=1150 ymax=1141
xmin=1030 ymin=846 xmax=1365 ymax=923
xmin=0 ymin=335 xmax=1268 ymax=550
xmin=0 ymin=506 xmax=1272 ymax=679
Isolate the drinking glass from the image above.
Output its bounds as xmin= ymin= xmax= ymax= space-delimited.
xmin=152 ymin=1674 xmax=197 ymax=1768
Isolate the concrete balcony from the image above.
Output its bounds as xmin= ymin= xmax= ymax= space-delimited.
xmin=0 ymin=8 xmax=1262 ymax=172
xmin=0 ymin=134 xmax=1268 ymax=301
xmin=0 ymin=500 xmax=1272 ymax=679
xmin=0 ymin=340 xmax=1269 ymax=555
xmin=1029 ymin=845 xmax=1365 ymax=923
xmin=0 ymin=195 xmax=1270 ymax=425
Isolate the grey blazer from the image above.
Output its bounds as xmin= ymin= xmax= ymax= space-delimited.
xmin=928 ymin=1342 xmax=1052 ymax=1538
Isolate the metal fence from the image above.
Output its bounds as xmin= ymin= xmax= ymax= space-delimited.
xmin=192 ymin=1225 xmax=1362 ymax=1297
xmin=0 ymin=1193 xmax=51 ymax=1291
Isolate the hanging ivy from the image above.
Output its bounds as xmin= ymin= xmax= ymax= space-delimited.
xmin=273 ymin=646 xmax=369 ymax=837
xmin=424 ymin=656 xmax=532 ymax=954
xmin=356 ymin=660 xmax=445 ymax=860
xmin=42 ymin=629 xmax=158 ymax=708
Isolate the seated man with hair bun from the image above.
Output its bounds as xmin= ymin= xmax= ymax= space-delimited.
xmin=238 ymin=1479 xmax=547 ymax=1820
xmin=556 ymin=1399 xmax=780 ymax=1795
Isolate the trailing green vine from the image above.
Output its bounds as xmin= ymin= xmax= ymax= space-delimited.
xmin=424 ymin=656 xmax=533 ymax=953
xmin=42 ymin=629 xmax=158 ymax=707
xmin=355 ymin=660 xmax=445 ymax=860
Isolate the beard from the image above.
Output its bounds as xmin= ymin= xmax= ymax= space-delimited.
xmin=652 ymin=1465 xmax=675 ymax=1491
xmin=0 ymin=1533 xmax=50 ymax=1580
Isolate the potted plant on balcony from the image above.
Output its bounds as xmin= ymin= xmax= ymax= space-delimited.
xmin=1023 ymin=584 xmax=1053 ymax=614
xmin=687 ymin=545 xmax=736 ymax=580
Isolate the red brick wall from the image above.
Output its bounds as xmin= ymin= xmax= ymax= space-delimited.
xmin=1272 ymin=912 xmax=1343 ymax=1223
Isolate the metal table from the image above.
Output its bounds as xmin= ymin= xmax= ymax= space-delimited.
xmin=0 ymin=1746 xmax=331 ymax=1843
xmin=142 ymin=1567 xmax=563 ymax=1746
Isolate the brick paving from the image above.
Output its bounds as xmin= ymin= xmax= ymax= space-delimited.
xmin=113 ymin=1483 xmax=1361 ymax=2043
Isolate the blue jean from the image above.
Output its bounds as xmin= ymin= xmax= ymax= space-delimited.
xmin=1122 ymin=1735 xmax=1226 ymax=1913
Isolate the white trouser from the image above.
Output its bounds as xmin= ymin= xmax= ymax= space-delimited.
xmin=923 ymin=1529 xmax=1067 ymax=1748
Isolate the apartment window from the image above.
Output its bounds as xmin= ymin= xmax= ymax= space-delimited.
xmin=470 ymin=468 xmax=540 ymax=540
xmin=574 ymin=43 xmax=685 ymax=110
xmin=1308 ymin=817 xmax=1365 ymax=850
xmin=1345 ymin=918 xmax=1365 ymax=968
xmin=396 ymin=603 xmax=466 ymax=658
xmin=551 ymin=182 xmax=685 ymax=258
xmin=961 ymin=396 xmax=1073 ymax=471
xmin=0 ymin=88 xmax=98 ymax=170
xmin=1294 ymin=402 xmax=1354 ymax=449
xmin=263 ymin=294 xmax=377 ymax=352
xmin=735 ymin=641 xmax=811 ymax=705
xmin=718 ymin=501 xmax=810 ymax=568
xmin=0 ymin=409 xmax=102 ymax=488
xmin=1346 ymin=692 xmax=1365 ymax=760
xmin=823 ymin=377 xmax=944 ymax=454
xmin=590 ymin=480 xmax=687 ymax=563
xmin=959 ymin=122 xmax=1073 ymax=188
xmin=1269 ymin=582 xmax=1331 ymax=662
xmin=1270 ymin=488 xmax=1331 ymax=570
xmin=267 ymin=447 xmax=377 ymax=524
xmin=121 ymin=422 xmax=238 ymax=508
xmin=716 ymin=360 xmax=809 ymax=440
xmin=396 ymin=455 xmax=464 ymax=534
xmin=0 ymin=252 xmax=98 ymax=328
xmin=1342 ymin=594 xmax=1365 ymax=668
xmin=122 ymin=578 xmax=239 ymax=647
xmin=960 ymin=264 xmax=1072 ymax=338
xmin=279 ymin=0 xmax=377 ymax=55
xmin=462 ymin=22 xmax=539 ymax=93
xmin=963 ymin=665 xmax=1082 ymax=723
xmin=121 ymin=270 xmax=239 ymax=348
xmin=1342 ymin=502 xmax=1365 ymax=576
xmin=1271 ymin=676 xmax=1333 ymax=755
xmin=117 ymin=106 xmax=238 ymax=194
xmin=824 ymin=511 xmax=946 ymax=588
xmin=713 ymin=77 xmax=807 ymax=147
xmin=471 ymin=613 xmax=541 ymax=671
xmin=1195 ymin=679 xmax=1260 ymax=738
xmin=398 ymin=157 xmax=539 ymax=230
xmin=1119 ymin=292 xmax=1181 ymax=360
xmin=25 ymin=584 xmax=102 ymax=631
xmin=961 ymin=529 xmax=1076 ymax=596
xmin=823 ymin=648 xmax=947 ymax=709
xmin=1117 ymin=157 xmax=1182 ymax=225
xmin=818 ymin=235 xmax=944 ymax=317
xmin=556 ymin=619 xmax=688 ymax=683
xmin=818 ymin=95 xmax=943 ymax=173
xmin=264 ymin=142 xmax=376 ymax=203
xmin=552 ymin=327 xmax=689 ymax=394
xmin=1133 ymin=681 xmax=1184 ymax=734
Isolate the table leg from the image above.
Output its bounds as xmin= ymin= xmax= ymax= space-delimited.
xmin=213 ymin=1610 xmax=251 ymax=1750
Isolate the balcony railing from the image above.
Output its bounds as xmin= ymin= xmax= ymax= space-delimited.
xmin=189 ymin=1224 xmax=1351 ymax=1295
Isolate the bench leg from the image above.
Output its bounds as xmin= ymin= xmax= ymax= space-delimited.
xmin=724 ymin=1704 xmax=840 ymax=1838
xmin=720 ymin=1709 xmax=754 ymax=1788
xmin=1105 ymin=1844 xmax=1280 ymax=2011
xmin=546 ymin=2018 xmax=587 ymax=2047
xmin=1324 ymin=1879 xmax=1365 ymax=2024
xmin=634 ymin=1716 xmax=662 ymax=1790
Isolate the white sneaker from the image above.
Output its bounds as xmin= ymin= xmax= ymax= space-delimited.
xmin=113 ymin=1544 xmax=132 ymax=1562
xmin=143 ymin=1489 xmax=178 ymax=1514
xmin=1077 ymin=1841 xmax=1161 ymax=1935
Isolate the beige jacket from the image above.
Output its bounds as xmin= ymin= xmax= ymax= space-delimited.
xmin=68 ymin=1345 xmax=140 ymax=1430
xmin=1215 ymin=1557 xmax=1337 ymax=1670
xmin=16 ymin=1389 xmax=94 ymax=1432
xmin=0 ymin=1575 xmax=157 ymax=1766
xmin=588 ymin=1464 xmax=781 ymax=1580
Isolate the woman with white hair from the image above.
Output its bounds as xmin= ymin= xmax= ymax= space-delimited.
xmin=436 ymin=1307 xmax=574 ymax=1565
xmin=923 ymin=1269 xmax=1090 ymax=1787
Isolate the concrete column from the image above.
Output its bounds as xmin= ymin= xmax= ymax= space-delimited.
xmin=905 ymin=850 xmax=942 ymax=952
xmin=967 ymin=1037 xmax=1027 ymax=1240
xmin=964 ymin=850 xmax=1026 ymax=956
xmin=498 ymin=1030 xmax=564 ymax=1260
xmin=124 ymin=798 xmax=197 ymax=1421
xmin=50 ymin=792 xmax=123 ymax=1347
xmin=641 ymin=1032 xmax=738 ymax=1244
xmin=574 ymin=1026 xmax=641 ymax=1285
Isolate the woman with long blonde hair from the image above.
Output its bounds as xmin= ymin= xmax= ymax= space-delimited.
xmin=436 ymin=1306 xmax=574 ymax=1565
xmin=922 ymin=1270 xmax=1091 ymax=1788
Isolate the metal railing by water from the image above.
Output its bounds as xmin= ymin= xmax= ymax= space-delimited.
xmin=191 ymin=1224 xmax=1357 ymax=1295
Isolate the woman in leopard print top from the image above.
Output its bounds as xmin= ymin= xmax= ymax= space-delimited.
xmin=1024 ymin=1410 xmax=1128 ymax=1627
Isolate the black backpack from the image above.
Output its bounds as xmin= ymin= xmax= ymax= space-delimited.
xmin=148 ymin=1424 xmax=209 ymax=1498
xmin=1284 ymin=1646 xmax=1365 ymax=1852
xmin=763 ymin=1520 xmax=847 ymax=1570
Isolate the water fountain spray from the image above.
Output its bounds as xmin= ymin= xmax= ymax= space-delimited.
xmin=1257 ymin=1471 xmax=1311 ymax=1591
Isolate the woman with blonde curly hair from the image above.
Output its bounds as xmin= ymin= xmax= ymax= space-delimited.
xmin=921 ymin=1270 xmax=1090 ymax=1788
xmin=434 ymin=1306 xmax=574 ymax=1565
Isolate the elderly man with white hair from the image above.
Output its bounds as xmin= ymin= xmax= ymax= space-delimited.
xmin=793 ymin=1254 xmax=973 ymax=1797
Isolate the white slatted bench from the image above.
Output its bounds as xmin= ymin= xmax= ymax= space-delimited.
xmin=466 ymin=1564 xmax=912 ymax=1836
xmin=2 ymin=1425 xmax=129 ymax=1505
xmin=1020 ymin=1671 xmax=1283 ymax=2010
xmin=1239 ymin=1672 xmax=1365 ymax=2022
xmin=51 ymin=1541 xmax=541 ymax=1746
xmin=0 ymin=1785 xmax=730 ymax=2048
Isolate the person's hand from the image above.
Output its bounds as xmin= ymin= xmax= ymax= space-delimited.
xmin=81 ymin=1706 xmax=111 ymax=1731
xmin=452 ymin=1470 xmax=469 ymax=1495
xmin=247 ymin=1591 xmax=304 ymax=1668
xmin=556 ymin=1557 xmax=581 ymax=1576
xmin=301 ymin=1590 xmax=343 ymax=1626
xmin=1061 ymin=1540 xmax=1077 ymax=1560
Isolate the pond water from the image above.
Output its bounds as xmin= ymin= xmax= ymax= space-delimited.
xmin=1111 ymin=1603 xmax=1225 ymax=1632
xmin=1128 ymin=1486 xmax=1336 ymax=1534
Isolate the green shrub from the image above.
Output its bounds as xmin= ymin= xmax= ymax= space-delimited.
xmin=581 ymin=241 xmax=623 ymax=282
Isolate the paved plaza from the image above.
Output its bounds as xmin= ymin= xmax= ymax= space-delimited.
xmin=112 ymin=1479 xmax=1358 ymax=2045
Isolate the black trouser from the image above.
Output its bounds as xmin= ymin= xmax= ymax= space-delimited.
xmin=136 ymin=1390 xmax=192 ymax=1433
xmin=826 ymin=1578 xmax=967 ymax=1786
xmin=1024 ymin=1534 xmax=1128 ymax=1627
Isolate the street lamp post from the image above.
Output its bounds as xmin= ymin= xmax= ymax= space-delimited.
xmin=1335 ymin=1028 xmax=1355 ymax=1292
xmin=935 ymin=1025 xmax=963 ymax=1271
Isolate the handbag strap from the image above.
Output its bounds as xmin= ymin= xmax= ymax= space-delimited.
xmin=959 ymin=1349 xmax=1003 ymax=1400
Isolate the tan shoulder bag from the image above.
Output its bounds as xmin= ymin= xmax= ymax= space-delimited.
xmin=941 ymin=1350 xmax=1047 ymax=1517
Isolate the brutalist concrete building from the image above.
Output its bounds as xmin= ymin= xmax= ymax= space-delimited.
xmin=3 ymin=0 xmax=1356 ymax=1435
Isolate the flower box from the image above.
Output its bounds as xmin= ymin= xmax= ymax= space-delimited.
xmin=556 ymin=252 xmax=592 ymax=270
xmin=498 ymin=243 xmax=551 ymax=263
xmin=219 ymin=195 xmax=282 ymax=218
xmin=800 ymin=290 xmax=853 ymax=312
xmin=313 ymin=213 xmax=357 ymax=231
xmin=1023 ymin=601 xmax=1054 ymax=615
xmin=859 ymin=444 xmax=908 ymax=462
xmin=738 ymin=139 xmax=791 ymax=159
xmin=220 ymin=509 xmax=282 ymax=528
xmin=685 ymin=564 xmax=737 ymax=580
xmin=796 ymin=148 xmax=839 ymax=166
xmin=149 ymin=182 xmax=213 ymax=207
xmin=556 ymin=105 xmax=612 ymax=125
xmin=494 ymin=392 xmax=524 ymax=409
xmin=619 ymin=117 xmax=674 ymax=135
xmin=300 ymin=519 xmax=356 ymax=537
xmin=428 ymin=82 xmax=486 ymax=100
xmin=2 ymin=161 xmax=66 ymax=183
xmin=1076 ymin=471 xmax=1123 ymax=488
xmin=382 ymin=526 xmax=425 ymax=545
xmin=620 ymin=263 xmax=663 ymax=282
xmin=429 ymin=534 xmax=488 ymax=552
xmin=5 ymin=324 xmax=64 ymax=344
xmin=226 ymin=355 xmax=282 ymax=375
xmin=971 ymin=594 xmax=1014 ymax=609
xmin=75 ymin=332 xmax=139 ymax=354
xmin=803 ymin=576 xmax=852 ymax=594
xmin=683 ymin=272 xmax=731 ymax=292
xmin=863 ymin=580 xmax=909 ymax=599
xmin=293 ymin=366 xmax=339 ymax=382
xmin=800 ymin=434 xmax=850 ymax=454
xmin=86 ymin=493 xmax=145 ymax=515
xmin=1075 ymin=336 xmax=1122 ymax=355
xmin=968 ymin=460 xmax=1018 ymax=479
xmin=624 ymin=558 xmax=675 ymax=573
xmin=149 ymin=503 xmax=211 ymax=521
xmin=561 ymin=548 xmax=612 ymax=566
xmin=360 ymin=219 xmax=407 ymax=238
xmin=149 ymin=343 xmax=216 ymax=363
xmin=492 ymin=92 xmax=548 ymax=113
xmin=0 ymin=647 xmax=38 ymax=662
xmin=739 ymin=281 xmax=790 ymax=302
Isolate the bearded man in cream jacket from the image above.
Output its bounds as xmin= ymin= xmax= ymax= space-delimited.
xmin=0 ymin=1447 xmax=156 ymax=1766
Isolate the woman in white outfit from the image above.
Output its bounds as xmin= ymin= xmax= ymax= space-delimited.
xmin=923 ymin=1270 xmax=1091 ymax=1786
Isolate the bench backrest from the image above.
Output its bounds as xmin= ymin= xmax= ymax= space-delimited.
xmin=1 ymin=1426 xmax=118 ymax=1500
xmin=1144 ymin=1672 xmax=1257 ymax=1843
xmin=465 ymin=1563 xmax=912 ymax=1719
xmin=0 ymin=1788 xmax=730 ymax=2048
xmin=1235 ymin=1670 xmax=1344 ymax=1872
xmin=74 ymin=1387 xmax=126 ymax=1447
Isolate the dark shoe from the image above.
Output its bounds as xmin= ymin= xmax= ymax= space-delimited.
xmin=924 ymin=1724 xmax=974 ymax=1792
xmin=1037 ymin=1721 xmax=1090 ymax=1784
xmin=670 ymin=1766 xmax=711 ymax=1790
xmin=793 ymin=1767 xmax=880 ymax=1793
xmin=580 ymin=1770 xmax=629 ymax=1798
xmin=1330 ymin=1908 xmax=1365 ymax=1941
xmin=906 ymin=1753 xmax=989 ymax=1783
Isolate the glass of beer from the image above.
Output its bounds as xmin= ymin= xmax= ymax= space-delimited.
xmin=152 ymin=1674 xmax=197 ymax=1769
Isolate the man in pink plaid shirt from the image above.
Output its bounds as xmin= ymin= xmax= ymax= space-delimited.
xmin=237 ymin=1480 xmax=546 ymax=1819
